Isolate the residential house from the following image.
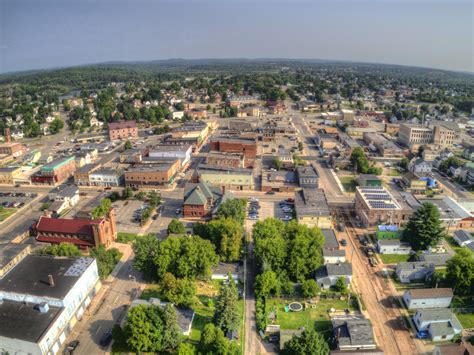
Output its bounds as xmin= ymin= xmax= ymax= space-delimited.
xmin=408 ymin=158 xmax=432 ymax=174
xmin=413 ymin=308 xmax=462 ymax=341
xmin=403 ymin=288 xmax=453 ymax=310
xmin=462 ymin=146 xmax=474 ymax=161
xmin=400 ymin=172 xmax=428 ymax=194
xmin=416 ymin=253 xmax=452 ymax=267
xmin=453 ymin=230 xmax=474 ymax=247
xmin=48 ymin=185 xmax=80 ymax=209
xmin=332 ymin=316 xmax=376 ymax=351
xmin=376 ymin=239 xmax=412 ymax=255
xmin=211 ymin=262 xmax=242 ymax=282
xmin=315 ymin=263 xmax=352 ymax=289
xmin=395 ymin=262 xmax=435 ymax=283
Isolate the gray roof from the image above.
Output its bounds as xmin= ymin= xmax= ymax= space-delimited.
xmin=295 ymin=188 xmax=330 ymax=217
xmin=0 ymin=255 xmax=94 ymax=300
xmin=211 ymin=262 xmax=240 ymax=275
xmin=323 ymin=249 xmax=346 ymax=257
xmin=0 ymin=299 xmax=63 ymax=342
xmin=53 ymin=184 xmax=78 ymax=198
xmin=397 ymin=261 xmax=434 ymax=271
xmin=416 ymin=308 xmax=461 ymax=328
xmin=332 ymin=316 xmax=375 ymax=348
xmin=417 ymin=253 xmax=452 ymax=267
xmin=377 ymin=239 xmax=401 ymax=246
xmin=321 ymin=229 xmax=339 ymax=249
xmin=429 ymin=322 xmax=456 ymax=337
xmin=0 ymin=244 xmax=30 ymax=269
xmin=316 ymin=263 xmax=352 ymax=278
xmin=454 ymin=230 xmax=474 ymax=244
xmin=297 ymin=165 xmax=319 ymax=178
xmin=405 ymin=288 xmax=453 ymax=300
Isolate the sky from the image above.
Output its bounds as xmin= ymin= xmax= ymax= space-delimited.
xmin=0 ymin=0 xmax=472 ymax=74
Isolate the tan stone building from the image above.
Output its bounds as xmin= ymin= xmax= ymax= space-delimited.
xmin=0 ymin=166 xmax=22 ymax=185
xmin=124 ymin=160 xmax=180 ymax=187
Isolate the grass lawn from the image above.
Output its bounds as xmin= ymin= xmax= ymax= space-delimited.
xmin=455 ymin=312 xmax=474 ymax=329
xmin=444 ymin=236 xmax=463 ymax=254
xmin=0 ymin=208 xmax=16 ymax=222
xmin=264 ymin=297 xmax=357 ymax=341
xmin=389 ymin=272 xmax=426 ymax=291
xmin=387 ymin=169 xmax=402 ymax=177
xmin=452 ymin=297 xmax=474 ymax=329
xmin=379 ymin=254 xmax=410 ymax=265
xmin=339 ymin=176 xmax=357 ymax=192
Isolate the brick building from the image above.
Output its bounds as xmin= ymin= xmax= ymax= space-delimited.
xmin=209 ymin=137 xmax=257 ymax=167
xmin=34 ymin=209 xmax=117 ymax=249
xmin=183 ymin=182 xmax=224 ymax=218
xmin=205 ymin=152 xmax=246 ymax=169
xmin=124 ymin=160 xmax=180 ymax=187
xmin=108 ymin=120 xmax=138 ymax=140
xmin=31 ymin=156 xmax=76 ymax=185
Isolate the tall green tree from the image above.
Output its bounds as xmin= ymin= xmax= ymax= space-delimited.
xmin=124 ymin=140 xmax=133 ymax=149
xmin=446 ymin=249 xmax=474 ymax=295
xmin=214 ymin=277 xmax=240 ymax=333
xmin=36 ymin=243 xmax=82 ymax=257
xmin=124 ymin=305 xmax=164 ymax=352
xmin=167 ymin=218 xmax=186 ymax=235
xmin=199 ymin=324 xmax=241 ymax=355
xmin=403 ymin=202 xmax=446 ymax=251
xmin=255 ymin=270 xmax=281 ymax=298
xmin=281 ymin=329 xmax=329 ymax=355
xmin=160 ymin=273 xmax=196 ymax=307
xmin=216 ymin=198 xmax=247 ymax=224
xmin=162 ymin=304 xmax=183 ymax=351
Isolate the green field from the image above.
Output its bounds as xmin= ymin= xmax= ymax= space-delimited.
xmin=339 ymin=176 xmax=357 ymax=192
xmin=455 ymin=312 xmax=474 ymax=329
xmin=379 ymin=254 xmax=410 ymax=264
xmin=264 ymin=296 xmax=357 ymax=340
xmin=0 ymin=208 xmax=16 ymax=222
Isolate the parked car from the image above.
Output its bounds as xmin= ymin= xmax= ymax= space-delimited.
xmin=340 ymin=239 xmax=347 ymax=246
xmin=99 ymin=331 xmax=113 ymax=347
xmin=67 ymin=340 xmax=80 ymax=352
xmin=266 ymin=191 xmax=275 ymax=195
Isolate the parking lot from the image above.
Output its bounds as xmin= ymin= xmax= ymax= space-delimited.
xmin=247 ymin=197 xmax=294 ymax=222
xmin=0 ymin=191 xmax=38 ymax=209
xmin=112 ymin=199 xmax=147 ymax=234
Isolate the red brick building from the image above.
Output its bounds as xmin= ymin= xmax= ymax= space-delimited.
xmin=185 ymin=108 xmax=207 ymax=119
xmin=183 ymin=182 xmax=224 ymax=218
xmin=209 ymin=137 xmax=257 ymax=167
xmin=267 ymin=100 xmax=286 ymax=115
xmin=108 ymin=120 xmax=138 ymax=140
xmin=34 ymin=209 xmax=117 ymax=249
xmin=31 ymin=156 xmax=76 ymax=185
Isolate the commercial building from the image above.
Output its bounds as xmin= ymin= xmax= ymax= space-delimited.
xmin=0 ymin=243 xmax=32 ymax=279
xmin=226 ymin=95 xmax=260 ymax=107
xmin=194 ymin=164 xmax=254 ymax=190
xmin=124 ymin=160 xmax=180 ymax=187
xmin=209 ymin=137 xmax=257 ymax=167
xmin=0 ymin=166 xmax=22 ymax=185
xmin=34 ymin=209 xmax=117 ymax=249
xmin=355 ymin=187 xmax=407 ymax=227
xmin=398 ymin=124 xmax=433 ymax=148
xmin=363 ymin=132 xmax=404 ymax=158
xmin=31 ymin=156 xmax=76 ymax=185
xmin=295 ymin=188 xmax=332 ymax=228
xmin=205 ymin=152 xmax=246 ymax=169
xmin=183 ymin=181 xmax=227 ymax=218
xmin=108 ymin=120 xmax=138 ymax=140
xmin=0 ymin=141 xmax=27 ymax=158
xmin=296 ymin=165 xmax=319 ymax=188
xmin=89 ymin=168 xmax=122 ymax=187
xmin=149 ymin=145 xmax=192 ymax=167
xmin=403 ymin=288 xmax=453 ymax=310
xmin=74 ymin=163 xmax=101 ymax=185
xmin=261 ymin=170 xmax=297 ymax=193
xmin=0 ymin=255 xmax=100 ymax=355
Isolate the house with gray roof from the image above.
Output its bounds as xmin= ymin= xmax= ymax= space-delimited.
xmin=413 ymin=308 xmax=462 ymax=341
xmin=416 ymin=253 xmax=452 ymax=267
xmin=453 ymin=230 xmax=474 ymax=247
xmin=315 ymin=263 xmax=352 ymax=289
xmin=403 ymin=288 xmax=453 ymax=309
xmin=332 ymin=315 xmax=377 ymax=351
xmin=376 ymin=239 xmax=412 ymax=255
xmin=395 ymin=262 xmax=435 ymax=283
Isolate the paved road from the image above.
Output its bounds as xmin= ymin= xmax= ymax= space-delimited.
xmin=62 ymin=244 xmax=144 ymax=355
xmin=339 ymin=210 xmax=425 ymax=355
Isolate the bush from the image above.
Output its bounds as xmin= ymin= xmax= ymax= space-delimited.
xmin=301 ymin=279 xmax=320 ymax=298
xmin=90 ymin=246 xmax=123 ymax=279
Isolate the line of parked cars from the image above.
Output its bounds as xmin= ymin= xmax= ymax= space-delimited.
xmin=247 ymin=198 xmax=260 ymax=220
xmin=2 ymin=201 xmax=24 ymax=208
xmin=133 ymin=204 xmax=150 ymax=222
xmin=279 ymin=199 xmax=294 ymax=222
xmin=0 ymin=192 xmax=37 ymax=198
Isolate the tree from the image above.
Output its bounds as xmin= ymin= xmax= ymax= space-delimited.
xmin=193 ymin=218 xmax=243 ymax=261
xmin=350 ymin=147 xmax=381 ymax=175
xmin=301 ymin=279 xmax=320 ymax=298
xmin=122 ymin=186 xmax=133 ymax=200
xmin=36 ymin=243 xmax=82 ymax=257
xmin=281 ymin=329 xmax=329 ymax=355
xmin=403 ymin=202 xmax=446 ymax=251
xmin=417 ymin=145 xmax=425 ymax=158
xmin=214 ymin=277 xmax=240 ymax=333
xmin=133 ymin=234 xmax=161 ymax=281
xmin=167 ymin=218 xmax=186 ymax=235
xmin=90 ymin=246 xmax=123 ymax=279
xmin=160 ymin=273 xmax=196 ymax=307
xmin=334 ymin=277 xmax=348 ymax=293
xmin=199 ymin=324 xmax=240 ymax=355
xmin=124 ymin=304 xmax=164 ymax=352
xmin=400 ymin=157 xmax=409 ymax=170
xmin=91 ymin=198 xmax=111 ymax=219
xmin=124 ymin=140 xmax=133 ymax=150
xmin=446 ymin=249 xmax=474 ymax=295
xmin=255 ymin=271 xmax=281 ymax=298
xmin=49 ymin=117 xmax=64 ymax=134
xmin=216 ymin=198 xmax=247 ymax=224
xmin=162 ymin=304 xmax=182 ymax=351
xmin=274 ymin=158 xmax=283 ymax=171
xmin=177 ymin=343 xmax=196 ymax=355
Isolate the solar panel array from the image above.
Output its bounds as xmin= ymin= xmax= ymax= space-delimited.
xmin=358 ymin=187 xmax=400 ymax=210
xmin=368 ymin=201 xmax=398 ymax=209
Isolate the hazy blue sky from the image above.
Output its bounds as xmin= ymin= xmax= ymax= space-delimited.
xmin=0 ymin=0 xmax=472 ymax=73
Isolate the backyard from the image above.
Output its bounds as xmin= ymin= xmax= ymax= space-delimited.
xmin=339 ymin=176 xmax=357 ymax=193
xmin=264 ymin=296 xmax=358 ymax=341
xmin=378 ymin=253 xmax=410 ymax=265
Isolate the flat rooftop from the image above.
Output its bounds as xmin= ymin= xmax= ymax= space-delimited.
xmin=295 ymin=188 xmax=330 ymax=217
xmin=0 ymin=255 xmax=94 ymax=299
xmin=356 ymin=186 xmax=401 ymax=210
xmin=127 ymin=163 xmax=175 ymax=172
xmin=0 ymin=299 xmax=63 ymax=343
xmin=0 ymin=244 xmax=30 ymax=270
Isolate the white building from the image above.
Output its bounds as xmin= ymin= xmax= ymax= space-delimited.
xmin=149 ymin=145 xmax=192 ymax=166
xmin=89 ymin=168 xmax=122 ymax=187
xmin=376 ymin=239 xmax=412 ymax=255
xmin=0 ymin=255 xmax=101 ymax=355
xmin=315 ymin=263 xmax=352 ymax=289
xmin=403 ymin=288 xmax=453 ymax=310
xmin=408 ymin=158 xmax=432 ymax=174
xmin=170 ymin=111 xmax=185 ymax=120
xmin=413 ymin=308 xmax=462 ymax=341
xmin=48 ymin=185 xmax=80 ymax=208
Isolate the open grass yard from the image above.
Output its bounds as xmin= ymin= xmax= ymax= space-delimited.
xmin=339 ymin=176 xmax=357 ymax=192
xmin=264 ymin=296 xmax=358 ymax=341
xmin=444 ymin=236 xmax=464 ymax=254
xmin=387 ymin=168 xmax=402 ymax=177
xmin=379 ymin=253 xmax=410 ymax=265
xmin=452 ymin=297 xmax=474 ymax=329
xmin=0 ymin=208 xmax=16 ymax=221
xmin=390 ymin=272 xmax=426 ymax=291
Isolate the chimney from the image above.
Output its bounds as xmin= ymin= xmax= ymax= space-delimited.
xmin=48 ymin=274 xmax=55 ymax=287
xmin=43 ymin=210 xmax=52 ymax=218
xmin=4 ymin=128 xmax=11 ymax=143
